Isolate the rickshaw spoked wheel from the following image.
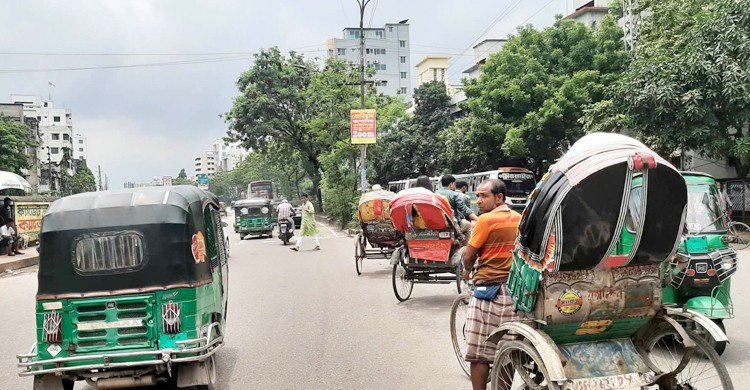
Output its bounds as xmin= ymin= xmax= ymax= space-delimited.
xmin=450 ymin=292 xmax=472 ymax=378
xmin=355 ymin=234 xmax=365 ymax=276
xmin=492 ymin=340 xmax=559 ymax=390
xmin=392 ymin=249 xmax=413 ymax=302
xmin=642 ymin=324 xmax=733 ymax=390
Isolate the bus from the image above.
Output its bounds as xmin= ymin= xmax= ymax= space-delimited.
xmin=247 ymin=180 xmax=277 ymax=200
xmin=387 ymin=167 xmax=536 ymax=212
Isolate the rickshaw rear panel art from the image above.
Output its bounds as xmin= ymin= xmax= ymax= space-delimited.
xmin=490 ymin=134 xmax=732 ymax=390
xmin=18 ymin=186 xmax=228 ymax=389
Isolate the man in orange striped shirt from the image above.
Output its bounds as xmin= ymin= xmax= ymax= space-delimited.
xmin=462 ymin=179 xmax=522 ymax=389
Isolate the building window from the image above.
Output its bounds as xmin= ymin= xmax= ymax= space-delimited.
xmin=399 ymin=40 xmax=406 ymax=48
xmin=53 ymin=116 xmax=60 ymax=122
xmin=400 ymin=72 xmax=407 ymax=79
xmin=78 ymin=139 xmax=84 ymax=144
xmin=337 ymin=48 xmax=346 ymax=55
xmin=389 ymin=26 xmax=393 ymax=32
xmin=375 ymin=80 xmax=388 ymax=87
xmin=375 ymin=30 xmax=384 ymax=38
xmin=400 ymin=56 xmax=406 ymax=64
xmin=400 ymin=87 xmax=407 ymax=94
xmin=441 ymin=69 xmax=446 ymax=81
xmin=79 ymin=148 xmax=84 ymax=152
xmin=433 ymin=69 xmax=438 ymax=81
xmin=51 ymin=147 xmax=59 ymax=154
xmin=348 ymin=30 xmax=360 ymax=39
xmin=51 ymin=133 xmax=60 ymax=140
xmin=44 ymin=102 xmax=48 ymax=107
xmin=63 ymin=134 xmax=70 ymax=141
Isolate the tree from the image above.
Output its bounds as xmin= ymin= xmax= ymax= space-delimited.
xmin=177 ymin=168 xmax=188 ymax=179
xmin=596 ymin=0 xmax=750 ymax=177
xmin=372 ymin=81 xmax=452 ymax=183
xmin=0 ymin=115 xmax=36 ymax=175
xmin=226 ymin=48 xmax=330 ymax=207
xmin=461 ymin=16 xmax=628 ymax=174
xmin=68 ymin=166 xmax=96 ymax=194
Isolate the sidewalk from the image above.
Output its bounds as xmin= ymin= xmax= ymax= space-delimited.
xmin=0 ymin=247 xmax=39 ymax=273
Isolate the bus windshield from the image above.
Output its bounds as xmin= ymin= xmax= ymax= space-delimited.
xmin=499 ymin=172 xmax=536 ymax=198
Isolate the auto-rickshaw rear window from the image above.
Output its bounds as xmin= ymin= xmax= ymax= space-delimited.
xmin=72 ymin=231 xmax=147 ymax=275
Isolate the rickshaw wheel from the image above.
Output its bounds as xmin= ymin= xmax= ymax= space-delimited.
xmin=450 ymin=292 xmax=472 ymax=378
xmin=643 ymin=326 xmax=733 ymax=390
xmin=392 ymin=264 xmax=413 ymax=302
xmin=492 ymin=340 xmax=560 ymax=390
xmin=455 ymin=261 xmax=465 ymax=294
xmin=354 ymin=234 xmax=365 ymax=275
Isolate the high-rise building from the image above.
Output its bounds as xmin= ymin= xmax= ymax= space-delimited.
xmin=72 ymin=133 xmax=87 ymax=161
xmin=328 ymin=21 xmax=412 ymax=99
xmin=194 ymin=151 xmax=216 ymax=180
xmin=212 ymin=139 xmax=247 ymax=173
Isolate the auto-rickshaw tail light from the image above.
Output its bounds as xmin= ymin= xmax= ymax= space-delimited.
xmin=43 ymin=312 xmax=62 ymax=344
xmin=162 ymin=303 xmax=181 ymax=334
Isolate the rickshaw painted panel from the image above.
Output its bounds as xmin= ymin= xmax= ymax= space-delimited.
xmin=406 ymin=238 xmax=452 ymax=262
xmin=536 ymin=264 xmax=661 ymax=344
xmin=558 ymin=338 xmax=648 ymax=379
xmin=507 ymin=255 xmax=541 ymax=313
xmin=362 ymin=221 xmax=402 ymax=246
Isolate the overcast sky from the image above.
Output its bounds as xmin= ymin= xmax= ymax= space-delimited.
xmin=0 ymin=0 xmax=578 ymax=188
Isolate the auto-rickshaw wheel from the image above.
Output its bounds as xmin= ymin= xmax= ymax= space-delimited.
xmin=643 ymin=325 xmax=733 ymax=389
xmin=491 ymin=340 xmax=560 ymax=390
xmin=32 ymin=375 xmax=74 ymax=390
xmin=195 ymin=354 xmax=218 ymax=390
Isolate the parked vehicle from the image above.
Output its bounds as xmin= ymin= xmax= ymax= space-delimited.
xmin=292 ymin=206 xmax=302 ymax=229
xmin=234 ymin=198 xmax=276 ymax=239
xmin=17 ymin=186 xmax=228 ymax=389
xmin=354 ymin=188 xmax=403 ymax=275
xmin=389 ymin=188 xmax=464 ymax=301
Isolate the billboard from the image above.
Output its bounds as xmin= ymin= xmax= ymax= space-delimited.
xmin=14 ymin=202 xmax=50 ymax=243
xmin=162 ymin=176 xmax=173 ymax=186
xmin=350 ymin=109 xmax=377 ymax=144
xmin=197 ymin=174 xmax=209 ymax=190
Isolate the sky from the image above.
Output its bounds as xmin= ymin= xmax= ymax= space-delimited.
xmin=0 ymin=0 xmax=580 ymax=188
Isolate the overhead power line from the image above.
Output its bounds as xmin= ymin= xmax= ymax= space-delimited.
xmin=0 ymin=55 xmax=252 ymax=74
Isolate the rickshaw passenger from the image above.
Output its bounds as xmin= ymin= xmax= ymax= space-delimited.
xmin=461 ymin=179 xmax=521 ymax=390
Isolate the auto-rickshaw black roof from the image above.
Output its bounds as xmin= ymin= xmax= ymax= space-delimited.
xmin=37 ymin=186 xmax=221 ymax=299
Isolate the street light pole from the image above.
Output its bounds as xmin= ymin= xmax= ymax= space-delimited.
xmin=357 ymin=0 xmax=371 ymax=193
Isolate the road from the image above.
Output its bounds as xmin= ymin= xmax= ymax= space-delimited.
xmin=2 ymin=216 xmax=750 ymax=389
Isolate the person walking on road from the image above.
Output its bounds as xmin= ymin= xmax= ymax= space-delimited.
xmin=461 ymin=179 xmax=521 ymax=390
xmin=291 ymin=194 xmax=320 ymax=251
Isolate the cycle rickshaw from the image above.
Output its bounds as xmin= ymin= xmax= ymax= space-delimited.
xmin=389 ymin=188 xmax=465 ymax=302
xmin=354 ymin=188 xmax=403 ymax=275
xmin=451 ymin=133 xmax=732 ymax=389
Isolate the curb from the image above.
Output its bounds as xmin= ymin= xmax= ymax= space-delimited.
xmin=0 ymin=254 xmax=39 ymax=273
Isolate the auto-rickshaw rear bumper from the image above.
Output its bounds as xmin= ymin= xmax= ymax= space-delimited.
xmin=17 ymin=322 xmax=223 ymax=376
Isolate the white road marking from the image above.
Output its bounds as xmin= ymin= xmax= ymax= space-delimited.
xmin=318 ymin=221 xmax=339 ymax=238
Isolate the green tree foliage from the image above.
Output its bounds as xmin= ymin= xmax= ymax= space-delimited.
xmin=68 ymin=166 xmax=96 ymax=194
xmin=373 ymin=81 xmax=452 ymax=183
xmin=598 ymin=0 xmax=750 ymax=177
xmin=177 ymin=168 xmax=188 ymax=179
xmin=462 ymin=17 xmax=628 ymax=174
xmin=0 ymin=115 xmax=37 ymax=175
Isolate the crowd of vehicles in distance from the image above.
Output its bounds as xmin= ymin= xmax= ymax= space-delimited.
xmin=387 ymin=167 xmax=536 ymax=213
xmin=17 ymin=186 xmax=228 ymax=390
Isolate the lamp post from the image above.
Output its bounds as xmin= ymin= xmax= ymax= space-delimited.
xmin=356 ymin=0 xmax=372 ymax=193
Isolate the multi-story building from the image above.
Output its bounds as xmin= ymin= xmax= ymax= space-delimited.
xmin=212 ymin=139 xmax=247 ymax=172
xmin=415 ymin=56 xmax=450 ymax=88
xmin=566 ymin=0 xmax=611 ymax=28
xmin=194 ymin=151 xmax=216 ymax=180
xmin=0 ymin=102 xmax=41 ymax=191
xmin=463 ymin=39 xmax=507 ymax=80
xmin=72 ymin=133 xmax=87 ymax=161
xmin=328 ymin=21 xmax=411 ymax=98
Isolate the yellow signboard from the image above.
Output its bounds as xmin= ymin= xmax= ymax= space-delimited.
xmin=14 ymin=202 xmax=49 ymax=243
xmin=350 ymin=109 xmax=377 ymax=144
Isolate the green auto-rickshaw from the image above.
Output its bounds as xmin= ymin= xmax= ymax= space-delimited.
xmin=233 ymin=198 xmax=276 ymax=240
xmin=618 ymin=172 xmax=737 ymax=354
xmin=17 ymin=186 xmax=228 ymax=389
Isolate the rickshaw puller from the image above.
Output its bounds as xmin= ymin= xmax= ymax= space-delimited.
xmin=461 ymin=179 xmax=521 ymax=390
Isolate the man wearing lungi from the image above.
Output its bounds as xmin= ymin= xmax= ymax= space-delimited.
xmin=461 ymin=179 xmax=522 ymax=389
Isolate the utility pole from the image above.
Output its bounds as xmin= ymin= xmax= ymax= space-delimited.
xmin=97 ymin=165 xmax=103 ymax=191
xmin=357 ymin=0 xmax=372 ymax=193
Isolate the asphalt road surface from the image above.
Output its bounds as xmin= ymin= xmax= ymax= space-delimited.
xmin=2 ymin=216 xmax=750 ymax=389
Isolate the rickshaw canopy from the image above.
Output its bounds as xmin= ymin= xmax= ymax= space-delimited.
xmin=358 ymin=189 xmax=396 ymax=223
xmin=517 ymin=133 xmax=687 ymax=272
xmin=37 ymin=186 xmax=221 ymax=299
xmin=390 ymin=188 xmax=456 ymax=232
